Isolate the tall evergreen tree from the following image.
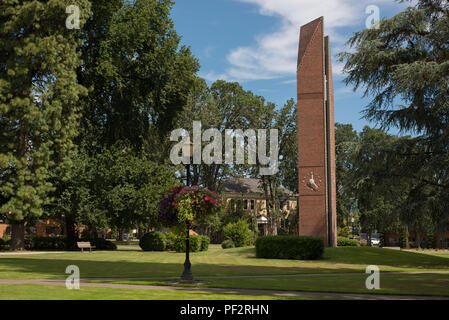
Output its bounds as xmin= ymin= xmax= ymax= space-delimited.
xmin=335 ymin=123 xmax=359 ymax=228
xmin=0 ymin=0 xmax=90 ymax=250
xmin=339 ymin=0 xmax=449 ymax=241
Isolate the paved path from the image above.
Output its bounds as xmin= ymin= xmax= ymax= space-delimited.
xmin=1 ymin=278 xmax=448 ymax=300
xmin=0 ymin=251 xmax=66 ymax=256
xmin=82 ymin=270 xmax=449 ymax=281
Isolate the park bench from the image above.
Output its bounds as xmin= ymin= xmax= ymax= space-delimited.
xmin=77 ymin=241 xmax=95 ymax=252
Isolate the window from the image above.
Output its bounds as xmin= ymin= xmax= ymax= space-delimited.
xmin=250 ymin=200 xmax=255 ymax=210
xmin=46 ymin=227 xmax=59 ymax=236
xmin=243 ymin=200 xmax=248 ymax=210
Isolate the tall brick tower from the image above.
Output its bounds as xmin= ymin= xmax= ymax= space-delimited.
xmin=297 ymin=17 xmax=337 ymax=247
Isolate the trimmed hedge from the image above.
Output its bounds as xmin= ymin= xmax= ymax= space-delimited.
xmin=165 ymin=232 xmax=177 ymax=251
xmin=173 ymin=235 xmax=202 ymax=253
xmin=337 ymin=237 xmax=359 ymax=247
xmin=79 ymin=238 xmax=117 ymax=251
xmin=139 ymin=232 xmax=166 ymax=251
xmin=221 ymin=239 xmax=235 ymax=249
xmin=0 ymin=238 xmax=10 ymax=251
xmin=200 ymin=235 xmax=210 ymax=251
xmin=2 ymin=236 xmax=68 ymax=251
xmin=1 ymin=236 xmax=116 ymax=251
xmin=33 ymin=236 xmax=67 ymax=250
xmin=256 ymin=236 xmax=324 ymax=260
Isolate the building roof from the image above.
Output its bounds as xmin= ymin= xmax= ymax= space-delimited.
xmin=221 ymin=178 xmax=297 ymax=197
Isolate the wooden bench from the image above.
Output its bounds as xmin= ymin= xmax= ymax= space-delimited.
xmin=77 ymin=242 xmax=96 ymax=252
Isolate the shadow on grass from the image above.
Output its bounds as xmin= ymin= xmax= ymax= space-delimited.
xmin=0 ymin=257 xmax=332 ymax=279
xmin=0 ymin=247 xmax=448 ymax=280
xmin=324 ymin=246 xmax=449 ymax=269
xmin=224 ymin=246 xmax=449 ymax=269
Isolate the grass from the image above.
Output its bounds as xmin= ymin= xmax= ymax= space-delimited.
xmin=0 ymin=284 xmax=313 ymax=300
xmin=113 ymin=240 xmax=141 ymax=251
xmin=1 ymin=246 xmax=448 ymax=299
xmin=0 ymin=246 xmax=448 ymax=280
xmin=95 ymin=273 xmax=449 ymax=297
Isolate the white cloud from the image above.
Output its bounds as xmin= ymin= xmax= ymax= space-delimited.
xmin=206 ymin=0 xmax=408 ymax=82
xmin=200 ymin=71 xmax=232 ymax=82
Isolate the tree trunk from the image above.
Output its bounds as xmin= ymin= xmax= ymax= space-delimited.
xmin=416 ymin=233 xmax=422 ymax=249
xmin=435 ymin=231 xmax=440 ymax=249
xmin=405 ymin=226 xmax=410 ymax=249
xmin=268 ymin=178 xmax=278 ymax=236
xmin=10 ymin=221 xmax=25 ymax=251
xmin=65 ymin=215 xmax=77 ymax=250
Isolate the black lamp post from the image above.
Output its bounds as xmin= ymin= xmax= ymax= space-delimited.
xmin=181 ymin=142 xmax=194 ymax=282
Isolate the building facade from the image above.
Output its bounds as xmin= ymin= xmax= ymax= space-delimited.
xmin=221 ymin=178 xmax=298 ymax=236
xmin=0 ymin=218 xmax=65 ymax=238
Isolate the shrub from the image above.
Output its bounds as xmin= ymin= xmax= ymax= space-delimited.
xmin=2 ymin=236 xmax=70 ymax=251
xmin=38 ymin=236 xmax=66 ymax=250
xmin=200 ymin=236 xmax=210 ymax=251
xmin=79 ymin=237 xmax=117 ymax=251
xmin=337 ymin=237 xmax=359 ymax=247
xmin=164 ymin=232 xmax=177 ymax=251
xmin=0 ymin=238 xmax=10 ymax=251
xmin=24 ymin=237 xmax=35 ymax=250
xmin=255 ymin=236 xmax=324 ymax=260
xmin=223 ymin=220 xmax=252 ymax=248
xmin=221 ymin=239 xmax=235 ymax=249
xmin=139 ymin=231 xmax=166 ymax=251
xmin=25 ymin=236 xmax=67 ymax=250
xmin=91 ymin=238 xmax=117 ymax=251
xmin=173 ymin=235 xmax=201 ymax=253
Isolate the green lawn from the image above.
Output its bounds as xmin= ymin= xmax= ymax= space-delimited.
xmin=0 ymin=284 xmax=311 ymax=300
xmin=97 ymin=273 xmax=449 ymax=297
xmin=1 ymin=246 xmax=448 ymax=299
xmin=0 ymin=246 xmax=448 ymax=280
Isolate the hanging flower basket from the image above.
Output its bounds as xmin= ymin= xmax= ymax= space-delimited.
xmin=158 ymin=186 xmax=223 ymax=228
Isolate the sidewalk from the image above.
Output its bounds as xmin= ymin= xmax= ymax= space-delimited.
xmin=0 ymin=252 xmax=66 ymax=256
xmin=1 ymin=278 xmax=448 ymax=300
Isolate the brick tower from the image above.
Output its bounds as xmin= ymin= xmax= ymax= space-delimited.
xmin=297 ymin=17 xmax=337 ymax=247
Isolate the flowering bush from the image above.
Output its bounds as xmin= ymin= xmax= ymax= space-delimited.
xmin=158 ymin=186 xmax=223 ymax=228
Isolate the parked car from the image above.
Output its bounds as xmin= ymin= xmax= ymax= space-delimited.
xmin=359 ymin=233 xmax=380 ymax=246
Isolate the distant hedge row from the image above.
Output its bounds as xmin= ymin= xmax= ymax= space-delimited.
xmin=139 ymin=231 xmax=210 ymax=253
xmin=255 ymin=236 xmax=324 ymax=260
xmin=0 ymin=236 xmax=116 ymax=251
xmin=337 ymin=237 xmax=359 ymax=247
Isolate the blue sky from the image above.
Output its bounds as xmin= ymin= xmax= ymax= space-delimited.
xmin=171 ymin=0 xmax=414 ymax=133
